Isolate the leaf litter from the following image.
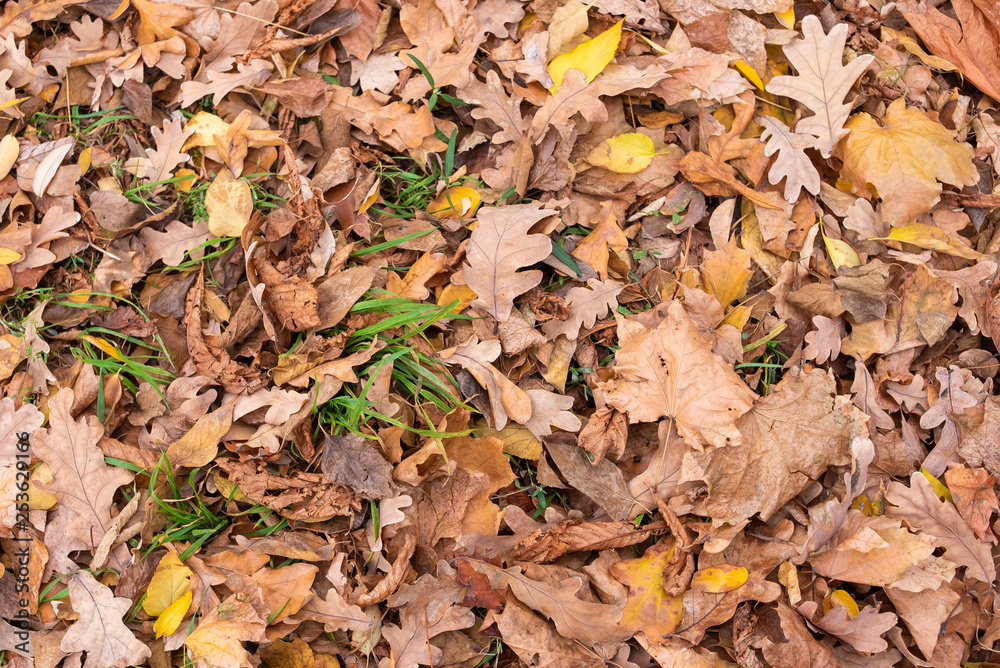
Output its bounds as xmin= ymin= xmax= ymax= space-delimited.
xmin=2 ymin=1 xmax=1000 ymax=667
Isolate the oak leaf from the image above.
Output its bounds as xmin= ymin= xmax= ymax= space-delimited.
xmin=597 ymin=300 xmax=757 ymax=450
xmin=139 ymin=219 xmax=211 ymax=267
xmin=463 ymin=203 xmax=554 ymax=325
xmin=178 ymin=60 xmax=273 ymax=108
xmin=676 ymin=574 xmax=780 ymax=644
xmin=396 ymin=0 xmax=480 ymax=101
xmin=61 ymin=571 xmax=151 ymax=668
xmin=31 ymin=388 xmax=134 ymax=552
xmin=759 ymin=115 xmax=821 ymax=203
xmin=762 ymin=603 xmax=841 ymax=668
xmin=800 ymin=601 xmax=896 ymax=654
xmin=0 ymin=397 xmax=43 ymax=466
xmin=836 ymin=98 xmax=979 ymax=226
xmin=885 ymin=471 xmax=995 ymax=582
xmin=165 ymin=401 xmax=235 ymax=468
xmin=383 ymin=574 xmax=476 ymax=668
xmin=321 ymin=433 xmax=394 ymax=500
xmin=496 ymin=597 xmax=604 ymax=668
xmin=523 ymin=389 xmax=582 ymax=439
xmin=130 ymin=115 xmax=191 ymax=184
xmin=885 ymin=584 xmax=960 ymax=660
xmin=184 ymin=592 xmax=268 ymax=668
xmin=571 ymin=211 xmax=628 ymax=281
xmin=943 ymin=466 xmax=998 ymax=543
xmin=764 ymin=16 xmax=874 ymax=157
xmin=464 ymin=559 xmax=628 ymax=645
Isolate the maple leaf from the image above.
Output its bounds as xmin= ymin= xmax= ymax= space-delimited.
xmin=885 ymin=471 xmax=995 ymax=582
xmin=701 ymin=237 xmax=753 ymax=310
xmin=462 ymin=203 xmax=554 ymax=326
xmin=610 ymin=541 xmax=684 ymax=641
xmin=687 ymin=367 xmax=868 ymax=524
xmin=542 ymin=279 xmax=623 ymax=340
xmin=759 ymin=115 xmax=821 ymax=203
xmin=31 ymin=388 xmax=134 ymax=552
xmin=61 ymin=571 xmax=151 ymax=668
xmin=764 ymin=15 xmax=874 ymax=157
xmin=836 ymin=98 xmax=979 ymax=226
xmin=177 ymin=60 xmax=273 ymax=108
xmin=597 ymin=300 xmax=757 ymax=450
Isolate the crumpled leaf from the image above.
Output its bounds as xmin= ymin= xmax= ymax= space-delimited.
xmin=765 ymin=15 xmax=874 ymax=157
xmin=610 ymin=541 xmax=684 ymax=641
xmin=438 ymin=336 xmax=532 ymax=430
xmin=837 ymin=98 xmax=979 ymax=226
xmin=184 ymin=591 xmax=268 ymax=668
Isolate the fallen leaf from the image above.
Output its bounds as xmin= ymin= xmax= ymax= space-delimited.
xmin=178 ymin=60 xmax=273 ymax=108
xmin=874 ymin=223 xmax=981 ymax=259
xmin=943 ymin=466 xmax=998 ymax=543
xmin=548 ymin=19 xmax=624 ymax=91
xmin=463 ymin=203 xmax=554 ymax=326
xmin=205 ymin=169 xmax=253 ymax=237
xmin=837 ymin=99 xmax=979 ymax=226
xmin=545 ymin=435 xmax=636 ymax=521
xmin=610 ymin=541 xmax=685 ymax=641
xmin=585 ymin=132 xmax=656 ymax=173
xmin=143 ymin=552 xmax=193 ymax=616
xmin=321 ymin=433 xmax=394 ymax=500
xmin=597 ymin=300 xmax=757 ymax=450
xmin=61 ymin=571 xmax=151 ymax=668
xmin=701 ymin=237 xmax=753 ymax=310
xmin=885 ymin=471 xmax=995 ymax=582
xmin=764 ymin=15 xmax=874 ymax=157
xmin=690 ymin=565 xmax=748 ymax=593
xmin=572 ymin=208 xmax=628 ymax=280
xmin=577 ymin=406 xmax=627 ymax=465
xmin=438 ymin=336 xmax=532 ymax=429
xmin=165 ymin=401 xmax=235 ymax=467
xmin=759 ymin=115 xmax=821 ymax=202
xmin=184 ymin=592 xmax=268 ymax=668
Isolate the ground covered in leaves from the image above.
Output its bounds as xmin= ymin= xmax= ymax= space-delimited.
xmin=3 ymin=0 xmax=1000 ymax=666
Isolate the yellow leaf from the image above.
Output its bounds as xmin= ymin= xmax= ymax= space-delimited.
xmin=174 ymin=168 xmax=197 ymax=192
xmin=920 ymin=466 xmax=953 ymax=502
xmin=774 ymin=6 xmax=795 ymax=28
xmin=28 ymin=463 xmax=57 ymax=510
xmin=427 ymin=186 xmax=481 ymax=218
xmin=823 ymin=589 xmax=860 ymax=619
xmin=476 ymin=419 xmax=542 ymax=460
xmin=720 ymin=304 xmax=751 ymax=330
xmin=690 ymin=565 xmax=749 ymax=593
xmin=850 ymin=493 xmax=880 ymax=516
xmin=821 ymin=226 xmax=860 ymax=269
xmin=437 ymin=283 xmax=477 ymax=314
xmin=0 ymin=97 xmax=27 ymax=113
xmin=166 ymin=401 xmax=235 ymax=468
xmin=778 ymin=562 xmax=801 ymax=606
xmin=611 ymin=541 xmax=684 ymax=639
xmin=80 ymin=335 xmax=126 ymax=361
xmin=734 ymin=59 xmax=764 ymax=90
xmin=143 ymin=552 xmax=193 ymax=617
xmin=154 ymin=590 xmax=192 ymax=638
xmin=0 ymin=134 xmax=19 ymax=181
xmin=358 ymin=178 xmax=380 ymax=214
xmin=205 ymin=170 xmax=252 ymax=237
xmin=77 ymin=147 xmax=92 ymax=174
xmin=881 ymin=27 xmax=957 ymax=71
xmin=0 ymin=248 xmax=21 ymax=265
xmin=548 ymin=19 xmax=623 ymax=91
xmin=837 ymin=99 xmax=978 ymax=226
xmin=182 ymin=112 xmax=230 ymax=151
xmin=585 ymin=133 xmax=655 ymax=173
xmin=702 ymin=238 xmax=753 ymax=309
xmin=872 ymin=223 xmax=981 ymax=260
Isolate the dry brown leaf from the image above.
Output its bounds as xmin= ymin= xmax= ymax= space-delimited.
xmin=217 ymin=460 xmax=361 ymax=521
xmin=943 ymin=466 xmax=998 ymax=543
xmin=253 ymin=255 xmax=321 ymax=331
xmin=184 ymin=591 xmax=268 ymax=668
xmin=762 ymin=603 xmax=841 ymax=668
xmin=546 ymin=435 xmax=637 ymax=521
xmin=61 ymin=571 xmax=151 ymax=668
xmin=205 ymin=169 xmax=252 ymax=238
xmin=463 ymin=559 xmax=628 ymax=645
xmin=885 ymin=471 xmax=995 ymax=582
xmin=799 ymin=601 xmax=897 ymax=653
xmin=438 ymin=336 xmax=532 ymax=429
xmin=675 ymin=573 xmax=781 ymax=644
xmin=178 ymin=60 xmax=273 ymax=108
xmin=759 ymin=115 xmax=821 ymax=203
xmin=764 ymin=16 xmax=874 ymax=157
xmin=131 ymin=115 xmax=191 ymax=184
xmin=383 ymin=573 xmax=476 ymax=668
xmin=837 ymin=98 xmax=979 ymax=226
xmin=463 ymin=203 xmax=554 ymax=326
xmin=321 ymin=433 xmax=394 ymax=500
xmin=384 ymin=251 xmax=445 ymax=301
xmin=496 ymin=597 xmax=604 ymax=668
xmin=597 ymin=300 xmax=757 ymax=450
xmin=701 ymin=237 xmax=753 ymax=310
xmin=571 ymin=211 xmax=628 ymax=281
xmin=541 ymin=279 xmax=623 ymax=340
xmin=686 ymin=367 xmax=868 ymax=524
xmin=577 ymin=406 xmax=627 ymax=466
xmin=165 ymin=401 xmax=235 ymax=467
xmin=31 ymin=388 xmax=134 ymax=553
xmin=511 ymin=518 xmax=666 ymax=562
xmin=885 ymin=583 xmax=960 ymax=660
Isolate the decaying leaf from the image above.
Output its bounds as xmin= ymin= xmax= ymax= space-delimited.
xmin=62 ymin=571 xmax=151 ymax=668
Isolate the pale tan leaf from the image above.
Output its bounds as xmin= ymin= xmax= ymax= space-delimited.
xmin=178 ymin=60 xmax=273 ymax=108
xmin=31 ymin=388 xmax=134 ymax=552
xmin=837 ymin=98 xmax=979 ymax=226
xmin=184 ymin=591 xmax=268 ymax=668
xmin=438 ymin=336 xmax=532 ymax=429
xmin=205 ymin=169 xmax=252 ymax=237
xmin=885 ymin=471 xmax=996 ymax=582
xmin=463 ymin=203 xmax=554 ymax=325
xmin=542 ymin=279 xmax=623 ymax=340
xmin=764 ymin=16 xmax=874 ymax=157
xmin=523 ymin=389 xmax=581 ymax=438
xmin=597 ymin=300 xmax=757 ymax=450
xmin=61 ymin=571 xmax=151 ymax=668
xmin=139 ymin=219 xmax=211 ymax=267
xmin=136 ymin=115 xmax=192 ymax=184
xmin=759 ymin=115 xmax=821 ymax=203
